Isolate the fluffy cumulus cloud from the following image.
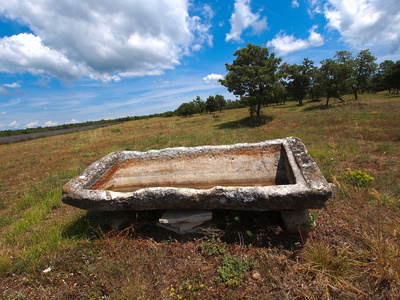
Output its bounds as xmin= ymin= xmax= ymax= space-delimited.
xmin=226 ymin=0 xmax=268 ymax=42
xmin=0 ymin=33 xmax=88 ymax=80
xmin=203 ymin=73 xmax=224 ymax=84
xmin=44 ymin=121 xmax=58 ymax=127
xmin=26 ymin=120 xmax=39 ymax=128
xmin=0 ymin=0 xmax=213 ymax=82
xmin=310 ymin=0 xmax=400 ymax=53
xmin=267 ymin=26 xmax=324 ymax=56
xmin=324 ymin=0 xmax=400 ymax=52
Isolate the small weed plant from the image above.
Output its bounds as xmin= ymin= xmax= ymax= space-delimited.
xmin=200 ymin=237 xmax=226 ymax=256
xmin=302 ymin=211 xmax=318 ymax=229
xmin=217 ymin=254 xmax=255 ymax=286
xmin=344 ymin=169 xmax=374 ymax=186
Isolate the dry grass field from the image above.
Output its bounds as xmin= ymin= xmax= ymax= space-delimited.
xmin=0 ymin=94 xmax=399 ymax=299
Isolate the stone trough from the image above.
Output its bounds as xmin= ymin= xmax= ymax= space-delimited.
xmin=62 ymin=137 xmax=335 ymax=232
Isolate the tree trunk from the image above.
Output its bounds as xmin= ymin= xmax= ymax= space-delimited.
xmin=256 ymin=100 xmax=261 ymax=118
xmin=352 ymin=87 xmax=358 ymax=100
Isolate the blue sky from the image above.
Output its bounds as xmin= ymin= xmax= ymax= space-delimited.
xmin=0 ymin=0 xmax=399 ymax=129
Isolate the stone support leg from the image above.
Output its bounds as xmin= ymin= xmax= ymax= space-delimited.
xmin=280 ymin=209 xmax=310 ymax=233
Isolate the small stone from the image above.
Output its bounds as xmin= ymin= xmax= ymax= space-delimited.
xmin=280 ymin=209 xmax=310 ymax=233
xmin=252 ymin=271 xmax=261 ymax=280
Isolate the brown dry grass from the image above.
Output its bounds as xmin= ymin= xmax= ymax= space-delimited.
xmin=1 ymin=93 xmax=399 ymax=299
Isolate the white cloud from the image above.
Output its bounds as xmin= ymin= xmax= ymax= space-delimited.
xmin=226 ymin=0 xmax=268 ymax=42
xmin=203 ymin=4 xmax=215 ymax=19
xmin=70 ymin=119 xmax=78 ymax=124
xmin=267 ymin=26 xmax=324 ymax=56
xmin=1 ymin=111 xmax=6 ymax=115
xmin=0 ymin=0 xmax=213 ymax=82
xmin=0 ymin=33 xmax=89 ymax=81
xmin=292 ymin=0 xmax=300 ymax=8
xmin=9 ymin=121 xmax=18 ymax=127
xmin=308 ymin=25 xmax=324 ymax=46
xmin=26 ymin=120 xmax=39 ymax=128
xmin=323 ymin=0 xmax=400 ymax=53
xmin=307 ymin=0 xmax=322 ymax=15
xmin=203 ymin=73 xmax=224 ymax=84
xmin=44 ymin=121 xmax=58 ymax=127
xmin=3 ymin=82 xmax=21 ymax=88
xmin=119 ymin=70 xmax=165 ymax=78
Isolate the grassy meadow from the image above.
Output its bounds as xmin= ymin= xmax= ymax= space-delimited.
xmin=0 ymin=94 xmax=399 ymax=299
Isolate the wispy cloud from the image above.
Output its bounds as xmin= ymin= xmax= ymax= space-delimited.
xmin=0 ymin=86 xmax=10 ymax=97
xmin=3 ymin=82 xmax=21 ymax=88
xmin=9 ymin=121 xmax=18 ymax=127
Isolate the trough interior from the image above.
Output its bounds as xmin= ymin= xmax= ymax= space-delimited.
xmin=92 ymin=144 xmax=296 ymax=192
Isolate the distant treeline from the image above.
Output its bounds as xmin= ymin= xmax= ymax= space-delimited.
xmin=0 ymin=97 xmax=244 ymax=137
xmin=173 ymin=96 xmax=245 ymax=117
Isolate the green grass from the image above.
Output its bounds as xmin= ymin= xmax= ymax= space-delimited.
xmin=0 ymin=93 xmax=399 ymax=298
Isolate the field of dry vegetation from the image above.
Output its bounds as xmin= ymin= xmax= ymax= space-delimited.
xmin=0 ymin=94 xmax=399 ymax=299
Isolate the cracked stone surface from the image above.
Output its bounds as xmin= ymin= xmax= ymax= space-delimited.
xmin=62 ymin=137 xmax=334 ymax=212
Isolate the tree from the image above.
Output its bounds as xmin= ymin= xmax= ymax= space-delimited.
xmin=317 ymin=58 xmax=347 ymax=106
xmin=387 ymin=61 xmax=400 ymax=93
xmin=272 ymin=81 xmax=287 ymax=105
xmin=176 ymin=102 xmax=196 ymax=117
xmin=219 ymin=43 xmax=282 ymax=119
xmin=334 ymin=50 xmax=354 ymax=97
xmin=378 ymin=60 xmax=395 ymax=93
xmin=206 ymin=96 xmax=216 ymax=113
xmin=193 ymin=96 xmax=206 ymax=114
xmin=281 ymin=58 xmax=315 ymax=106
xmin=353 ymin=49 xmax=377 ymax=98
xmin=214 ymin=94 xmax=226 ymax=112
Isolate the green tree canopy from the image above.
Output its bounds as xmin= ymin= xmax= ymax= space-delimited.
xmin=280 ymin=58 xmax=315 ymax=106
xmin=215 ymin=94 xmax=227 ymax=112
xmin=219 ymin=43 xmax=282 ymax=118
xmin=206 ymin=95 xmax=216 ymax=113
xmin=353 ymin=49 xmax=377 ymax=98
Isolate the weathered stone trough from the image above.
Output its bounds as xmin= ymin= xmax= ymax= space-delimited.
xmin=62 ymin=137 xmax=334 ymax=231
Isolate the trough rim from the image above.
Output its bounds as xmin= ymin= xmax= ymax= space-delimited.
xmin=62 ymin=137 xmax=334 ymax=211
